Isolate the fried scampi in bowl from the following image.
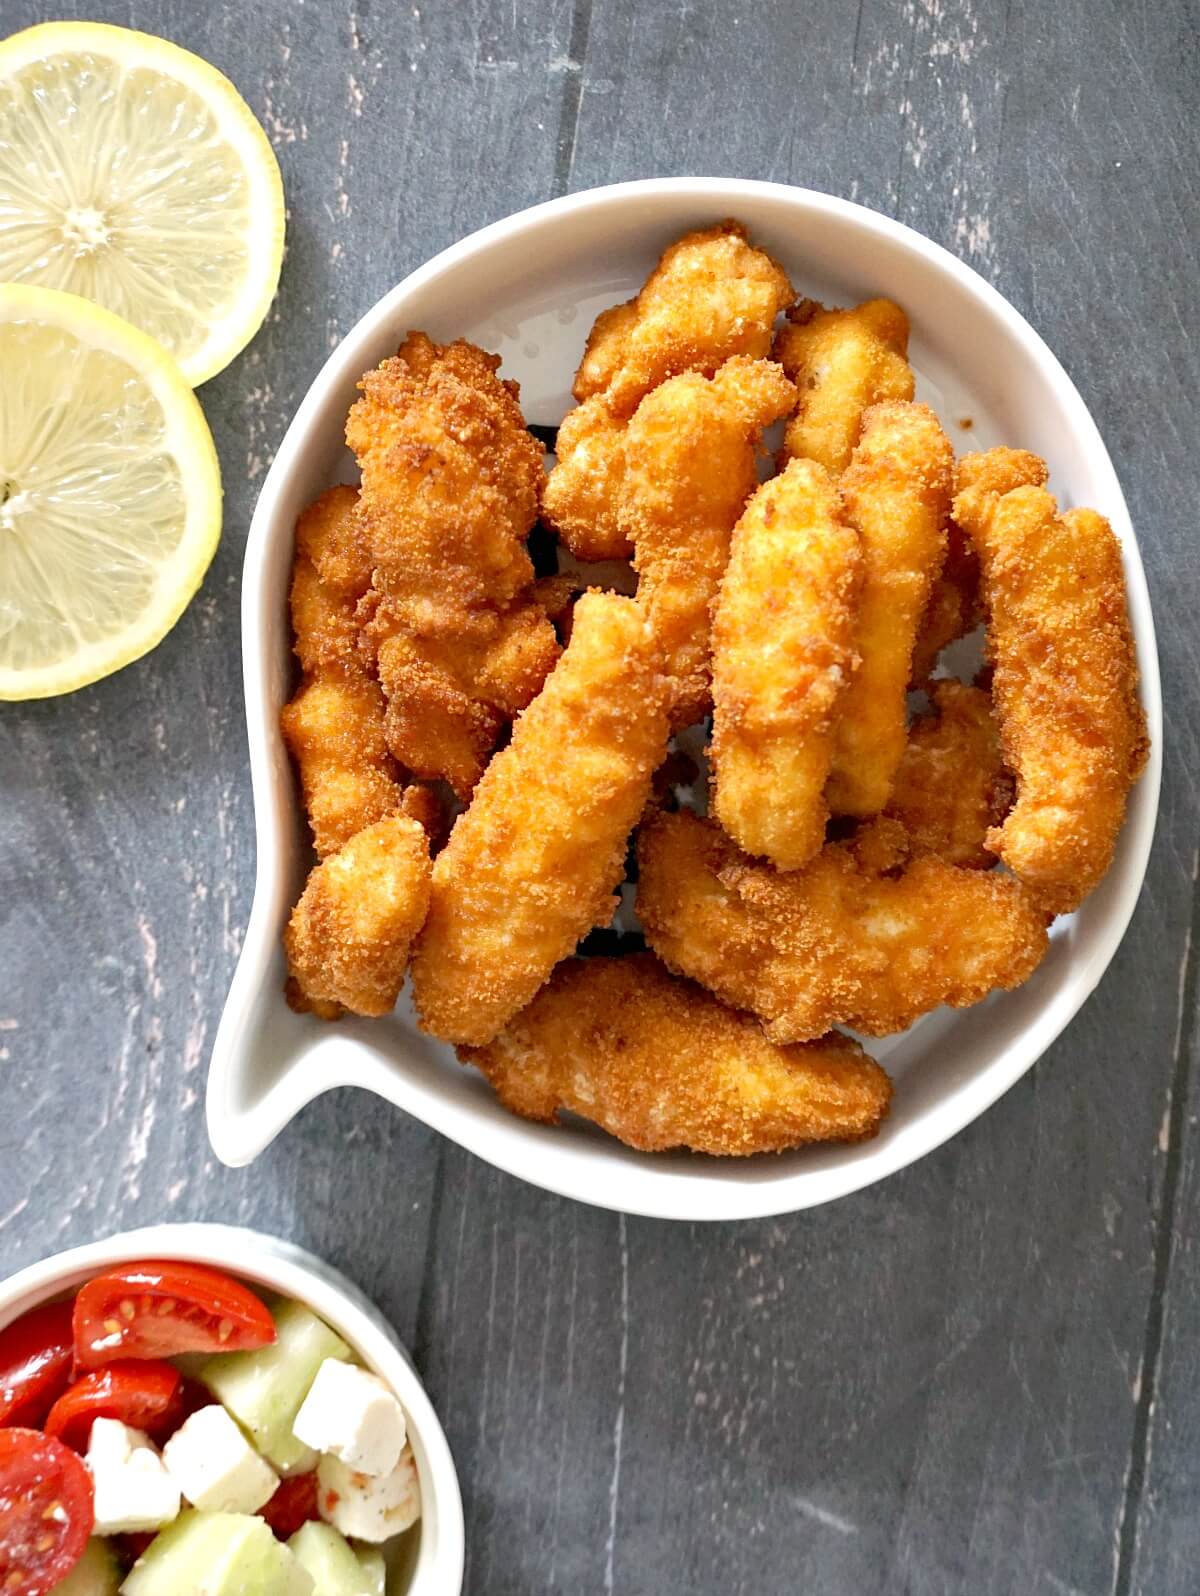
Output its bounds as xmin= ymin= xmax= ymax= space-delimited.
xmin=275 ymin=215 xmax=1149 ymax=1164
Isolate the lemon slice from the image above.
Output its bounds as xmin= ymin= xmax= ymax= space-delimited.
xmin=0 ymin=283 xmax=222 ymax=700
xmin=0 ymin=21 xmax=284 ymax=386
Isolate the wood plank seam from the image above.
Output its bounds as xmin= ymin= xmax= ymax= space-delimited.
xmin=1113 ymin=846 xmax=1200 ymax=1595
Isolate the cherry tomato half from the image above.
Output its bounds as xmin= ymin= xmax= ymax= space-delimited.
xmin=258 ymin=1470 xmax=319 ymax=1540
xmin=0 ymin=1302 xmax=74 ymax=1429
xmin=0 ymin=1429 xmax=93 ymax=1596
xmin=73 ymin=1262 xmax=276 ymax=1368
xmin=45 ymin=1361 xmax=182 ymax=1453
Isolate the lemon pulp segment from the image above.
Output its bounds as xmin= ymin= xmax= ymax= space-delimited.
xmin=0 ymin=284 xmax=221 ymax=700
xmin=0 ymin=22 xmax=285 ymax=385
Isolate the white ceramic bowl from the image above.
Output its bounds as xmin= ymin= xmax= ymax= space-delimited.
xmin=209 ymin=177 xmax=1161 ymax=1221
xmin=0 ymin=1223 xmax=464 ymax=1596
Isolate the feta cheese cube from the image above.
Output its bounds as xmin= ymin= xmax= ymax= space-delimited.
xmin=86 ymin=1418 xmax=181 ymax=1535
xmin=162 ymin=1403 xmax=279 ymax=1514
xmin=316 ymin=1447 xmax=421 ymax=1543
xmin=292 ymin=1359 xmax=407 ymax=1478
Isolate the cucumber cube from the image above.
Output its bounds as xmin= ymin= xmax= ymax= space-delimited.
xmin=200 ymin=1301 xmax=350 ymax=1475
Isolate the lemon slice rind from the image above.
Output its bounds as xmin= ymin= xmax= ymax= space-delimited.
xmin=0 ymin=21 xmax=285 ymax=387
xmin=0 ymin=283 xmax=222 ymax=701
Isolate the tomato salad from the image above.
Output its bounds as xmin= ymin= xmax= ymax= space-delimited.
xmin=0 ymin=1261 xmax=420 ymax=1595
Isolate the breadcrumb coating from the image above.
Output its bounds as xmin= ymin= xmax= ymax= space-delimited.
xmin=461 ymin=954 xmax=892 ymax=1155
xmin=573 ymin=220 xmax=794 ymax=416
xmin=884 ymin=680 xmax=1013 ymax=868
xmin=281 ymin=487 xmax=407 ymax=858
xmin=711 ymin=457 xmax=861 ymax=869
xmin=910 ymin=517 xmax=983 ymax=682
xmin=541 ymin=395 xmax=632 ymax=563
xmin=826 ymin=400 xmax=954 ymax=816
xmin=637 ymin=809 xmax=1048 ymax=1043
xmin=623 ymin=356 xmax=797 ymax=729
xmin=345 ymin=332 xmax=554 ymax=795
xmin=285 ymin=813 xmax=432 ymax=1018
xmin=348 ymin=332 xmax=543 ymax=620
xmin=547 ymin=222 xmax=794 ymax=563
xmin=954 ymin=448 xmax=1149 ymax=913
xmin=774 ymin=297 xmax=914 ymax=474
xmin=369 ymin=595 xmax=559 ymax=799
xmin=411 ymin=592 xmax=669 ymax=1045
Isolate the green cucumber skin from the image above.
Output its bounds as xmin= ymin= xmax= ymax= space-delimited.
xmin=54 ymin=1539 xmax=120 ymax=1596
xmin=120 ymin=1509 xmax=313 ymax=1596
xmin=288 ymin=1522 xmax=374 ymax=1596
xmin=199 ymin=1301 xmax=350 ymax=1474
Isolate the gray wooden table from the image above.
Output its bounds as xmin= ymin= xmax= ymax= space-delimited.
xmin=2 ymin=1 xmax=1196 ymax=1591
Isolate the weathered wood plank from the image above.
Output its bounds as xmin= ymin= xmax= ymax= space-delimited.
xmin=0 ymin=0 xmax=572 ymax=1360
xmin=1 ymin=1 xmax=1197 ymax=1593
xmin=418 ymin=0 xmax=1200 ymax=1592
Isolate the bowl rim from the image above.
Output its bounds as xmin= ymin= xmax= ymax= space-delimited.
xmin=0 ymin=1222 xmax=465 ymax=1595
xmin=211 ymin=175 xmax=1163 ymax=1221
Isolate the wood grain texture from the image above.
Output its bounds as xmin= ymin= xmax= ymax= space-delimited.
xmin=0 ymin=0 xmax=1196 ymax=1592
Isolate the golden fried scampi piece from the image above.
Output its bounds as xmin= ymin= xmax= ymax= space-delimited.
xmin=624 ymin=356 xmax=797 ymax=729
xmin=366 ymin=592 xmax=559 ymax=800
xmin=541 ymin=395 xmax=632 ymax=563
xmin=910 ymin=517 xmax=982 ymax=682
xmin=347 ymin=333 xmax=557 ymax=797
xmin=285 ymin=813 xmax=432 ymax=1020
xmin=282 ymin=674 xmax=403 ymax=861
xmin=573 ymin=221 xmax=794 ymax=417
xmin=884 ymin=680 xmax=1013 ymax=868
xmin=349 ymin=332 xmax=543 ymax=617
xmin=281 ymin=486 xmax=407 ymax=859
xmin=774 ymin=297 xmax=914 ymax=474
xmin=461 ymin=954 xmax=892 ymax=1155
xmin=711 ymin=458 xmax=861 ymax=870
xmin=637 ymin=809 xmax=1048 ymax=1043
xmin=411 ymin=593 xmax=668 ymax=1046
xmin=826 ymin=401 xmax=954 ymax=816
xmin=545 ymin=222 xmax=794 ymax=563
xmin=954 ymin=448 xmax=1149 ymax=913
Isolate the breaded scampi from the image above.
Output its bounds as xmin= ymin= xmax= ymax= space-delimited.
xmin=285 ymin=813 xmax=432 ymax=1019
xmin=636 ymin=809 xmax=1048 ymax=1043
xmin=410 ymin=592 xmax=669 ymax=1046
xmin=461 ymin=954 xmax=892 ymax=1155
xmin=573 ymin=220 xmax=794 ymax=417
xmin=281 ymin=487 xmax=406 ymax=858
xmin=711 ymin=458 xmax=861 ymax=869
xmin=826 ymin=401 xmax=954 ymax=816
xmin=368 ymin=593 xmax=559 ymax=799
xmin=348 ymin=332 xmax=543 ymax=620
xmin=774 ymin=297 xmax=914 ymax=474
xmin=545 ymin=222 xmax=794 ymax=563
xmin=346 ymin=332 xmax=556 ymax=795
xmin=884 ymin=680 xmax=1013 ymax=868
xmin=954 ymin=448 xmax=1149 ymax=913
xmin=623 ymin=356 xmax=797 ymax=729
xmin=288 ymin=483 xmax=373 ymax=670
xmin=910 ymin=517 xmax=982 ymax=682
xmin=541 ymin=395 xmax=632 ymax=563
xmin=282 ymin=673 xmax=404 ymax=861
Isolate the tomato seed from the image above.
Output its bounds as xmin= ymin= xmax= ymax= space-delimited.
xmin=41 ymin=1501 xmax=62 ymax=1521
xmin=7 ymin=1572 xmax=24 ymax=1589
xmin=217 ymin=1319 xmax=233 ymax=1342
xmin=36 ymin=1536 xmax=53 ymax=1553
xmin=119 ymin=1299 xmax=136 ymax=1321
xmin=156 ymin=1298 xmax=176 ymax=1316
xmin=103 ymin=1318 xmax=120 ymax=1335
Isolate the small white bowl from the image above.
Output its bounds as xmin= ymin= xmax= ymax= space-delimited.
xmin=0 ymin=1223 xmax=464 ymax=1596
xmin=209 ymin=177 xmax=1161 ymax=1221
